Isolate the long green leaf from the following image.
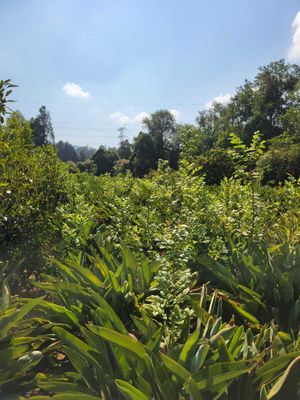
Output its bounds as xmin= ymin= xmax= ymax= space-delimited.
xmin=88 ymin=326 xmax=146 ymax=358
xmin=116 ymin=379 xmax=151 ymax=400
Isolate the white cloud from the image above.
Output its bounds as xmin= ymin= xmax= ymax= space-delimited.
xmin=109 ymin=111 xmax=149 ymax=125
xmin=109 ymin=109 xmax=182 ymax=125
xmin=288 ymin=11 xmax=300 ymax=62
xmin=205 ymin=93 xmax=232 ymax=109
xmin=109 ymin=112 xmax=131 ymax=124
xmin=169 ymin=109 xmax=182 ymax=122
xmin=134 ymin=112 xmax=149 ymax=124
xmin=62 ymin=82 xmax=90 ymax=98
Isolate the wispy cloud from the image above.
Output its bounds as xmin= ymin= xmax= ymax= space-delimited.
xmin=62 ymin=82 xmax=90 ymax=98
xmin=288 ymin=11 xmax=300 ymax=62
xmin=205 ymin=93 xmax=232 ymax=109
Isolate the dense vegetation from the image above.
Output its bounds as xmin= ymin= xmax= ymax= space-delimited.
xmin=1 ymin=59 xmax=300 ymax=399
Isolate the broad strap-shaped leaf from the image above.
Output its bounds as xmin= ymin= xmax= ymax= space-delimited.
xmin=193 ymin=360 xmax=253 ymax=390
xmin=179 ymin=328 xmax=200 ymax=366
xmin=267 ymin=355 xmax=300 ymax=399
xmin=160 ymin=353 xmax=191 ymax=381
xmin=185 ymin=377 xmax=204 ymax=400
xmin=116 ymin=379 xmax=151 ymax=400
xmin=0 ymin=296 xmax=43 ymax=336
xmin=254 ymin=351 xmax=300 ymax=387
xmin=88 ymin=326 xmax=146 ymax=358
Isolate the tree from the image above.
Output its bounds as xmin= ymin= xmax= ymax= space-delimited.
xmin=130 ymin=132 xmax=157 ymax=177
xmin=30 ymin=106 xmax=55 ymax=146
xmin=92 ymin=146 xmax=118 ymax=175
xmin=0 ymin=111 xmax=69 ymax=278
xmin=56 ymin=140 xmax=78 ymax=162
xmin=196 ymin=102 xmax=230 ymax=150
xmin=257 ymin=134 xmax=300 ymax=185
xmin=143 ymin=109 xmax=178 ymax=161
xmin=196 ymin=59 xmax=300 ymax=147
xmin=1 ymin=111 xmax=33 ymax=145
xmin=251 ymin=59 xmax=300 ymax=140
xmin=131 ymin=110 xmax=180 ymax=175
xmin=117 ymin=139 xmax=132 ymax=160
xmin=77 ymin=146 xmax=96 ymax=162
xmin=0 ymin=79 xmax=17 ymax=124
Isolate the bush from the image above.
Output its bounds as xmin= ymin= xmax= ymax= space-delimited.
xmin=0 ymin=112 xmax=71 ymax=281
xmin=197 ymin=147 xmax=234 ymax=184
xmin=257 ymin=144 xmax=300 ymax=184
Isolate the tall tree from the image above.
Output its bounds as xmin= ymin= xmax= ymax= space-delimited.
xmin=130 ymin=132 xmax=157 ymax=177
xmin=143 ymin=109 xmax=178 ymax=161
xmin=30 ymin=106 xmax=55 ymax=146
xmin=92 ymin=146 xmax=118 ymax=175
xmin=77 ymin=146 xmax=96 ymax=162
xmin=56 ymin=140 xmax=78 ymax=162
xmin=131 ymin=110 xmax=180 ymax=175
xmin=117 ymin=139 xmax=132 ymax=160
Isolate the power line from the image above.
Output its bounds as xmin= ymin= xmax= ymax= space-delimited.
xmin=14 ymin=100 xmax=201 ymax=107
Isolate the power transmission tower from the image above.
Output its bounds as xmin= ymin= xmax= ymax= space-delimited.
xmin=117 ymin=126 xmax=129 ymax=144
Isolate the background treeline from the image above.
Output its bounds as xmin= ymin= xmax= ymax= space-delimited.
xmin=9 ymin=59 xmax=300 ymax=185
xmin=52 ymin=59 xmax=300 ymax=185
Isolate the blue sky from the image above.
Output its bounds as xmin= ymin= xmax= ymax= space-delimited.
xmin=1 ymin=0 xmax=300 ymax=147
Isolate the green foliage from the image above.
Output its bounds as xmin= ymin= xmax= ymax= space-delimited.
xmin=2 ymin=245 xmax=300 ymax=398
xmin=257 ymin=143 xmax=300 ymax=185
xmin=0 ymin=111 xmax=72 ymax=284
xmin=117 ymin=139 xmax=132 ymax=160
xmin=179 ymin=124 xmax=204 ymax=162
xmin=228 ymin=131 xmax=266 ymax=180
xmin=30 ymin=106 xmax=55 ymax=146
xmin=131 ymin=110 xmax=179 ymax=176
xmin=197 ymin=147 xmax=234 ymax=184
xmin=0 ymin=79 xmax=17 ymax=124
xmin=131 ymin=132 xmax=158 ymax=176
xmin=77 ymin=159 xmax=96 ymax=174
xmin=92 ymin=145 xmax=118 ymax=175
xmin=56 ymin=140 xmax=78 ymax=163
xmin=196 ymin=59 xmax=300 ymax=147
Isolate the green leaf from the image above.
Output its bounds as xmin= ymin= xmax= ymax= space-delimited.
xmin=160 ymin=353 xmax=191 ymax=381
xmin=254 ymin=351 xmax=300 ymax=386
xmin=53 ymin=327 xmax=102 ymax=370
xmin=179 ymin=328 xmax=200 ymax=365
xmin=191 ymin=343 xmax=210 ymax=373
xmin=53 ymin=394 xmax=99 ymax=400
xmin=185 ymin=377 xmax=204 ymax=400
xmin=115 ymin=379 xmax=151 ymax=400
xmin=88 ymin=326 xmax=146 ymax=358
xmin=227 ymin=299 xmax=259 ymax=324
xmin=193 ymin=360 xmax=253 ymax=389
xmin=267 ymin=355 xmax=300 ymax=399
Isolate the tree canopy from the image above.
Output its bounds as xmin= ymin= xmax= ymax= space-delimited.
xmin=30 ymin=106 xmax=55 ymax=146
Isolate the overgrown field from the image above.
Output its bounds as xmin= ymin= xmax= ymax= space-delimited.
xmin=2 ymin=157 xmax=300 ymax=399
